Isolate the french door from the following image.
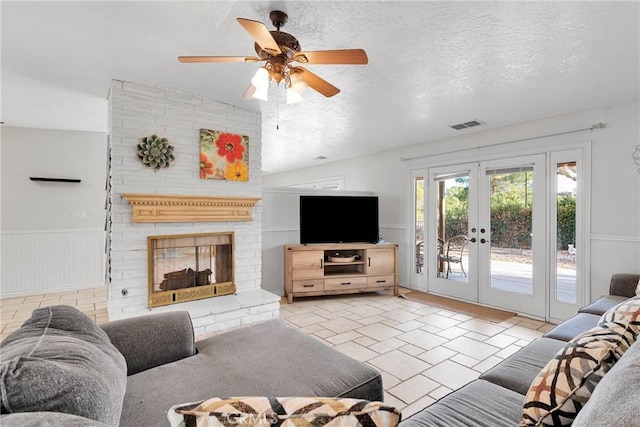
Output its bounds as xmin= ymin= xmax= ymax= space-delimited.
xmin=427 ymin=155 xmax=547 ymax=318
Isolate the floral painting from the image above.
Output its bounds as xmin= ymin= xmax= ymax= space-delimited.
xmin=199 ymin=129 xmax=249 ymax=181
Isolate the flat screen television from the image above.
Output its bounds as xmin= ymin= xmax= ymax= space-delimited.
xmin=299 ymin=195 xmax=379 ymax=244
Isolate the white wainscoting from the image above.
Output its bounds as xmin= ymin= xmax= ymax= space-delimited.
xmin=1 ymin=229 xmax=105 ymax=297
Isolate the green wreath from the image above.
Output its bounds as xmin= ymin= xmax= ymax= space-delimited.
xmin=137 ymin=135 xmax=175 ymax=169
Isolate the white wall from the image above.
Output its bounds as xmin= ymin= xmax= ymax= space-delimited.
xmin=1 ymin=127 xmax=107 ymax=231
xmin=263 ymin=101 xmax=640 ymax=300
xmin=0 ymin=127 xmax=107 ymax=296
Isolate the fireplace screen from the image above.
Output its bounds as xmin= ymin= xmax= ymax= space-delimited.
xmin=147 ymin=232 xmax=235 ymax=307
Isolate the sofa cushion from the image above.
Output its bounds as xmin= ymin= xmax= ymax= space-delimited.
xmin=578 ymin=295 xmax=628 ymax=315
xmin=572 ymin=339 xmax=640 ymax=426
xmin=479 ymin=338 xmax=566 ymax=395
xmin=542 ymin=312 xmax=600 ymax=341
xmin=120 ymin=319 xmax=382 ymax=427
xmin=168 ymin=396 xmax=400 ymax=427
xmin=599 ymin=295 xmax=640 ymax=327
xmin=0 ymin=305 xmax=127 ymax=425
xmin=401 ymin=380 xmax=524 ymax=427
xmin=609 ymin=273 xmax=640 ymax=298
xmin=521 ymin=321 xmax=636 ymax=426
xmin=100 ymin=310 xmax=196 ymax=375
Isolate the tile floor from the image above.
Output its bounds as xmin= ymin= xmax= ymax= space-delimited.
xmin=0 ymin=287 xmax=554 ymax=420
xmin=1 ymin=287 xmax=108 ymax=342
xmin=278 ymin=292 xmax=554 ymax=418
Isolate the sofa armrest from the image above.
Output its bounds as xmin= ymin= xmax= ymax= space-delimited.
xmin=608 ymin=273 xmax=640 ymax=298
xmin=100 ymin=311 xmax=196 ymax=375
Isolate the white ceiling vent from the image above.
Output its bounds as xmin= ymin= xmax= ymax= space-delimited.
xmin=450 ymin=120 xmax=484 ymax=130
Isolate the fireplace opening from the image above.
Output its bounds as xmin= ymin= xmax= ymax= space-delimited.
xmin=147 ymin=232 xmax=236 ymax=307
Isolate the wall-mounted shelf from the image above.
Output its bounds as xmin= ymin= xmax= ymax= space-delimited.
xmin=30 ymin=177 xmax=81 ymax=183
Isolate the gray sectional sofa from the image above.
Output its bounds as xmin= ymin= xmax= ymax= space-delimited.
xmin=401 ymin=273 xmax=640 ymax=426
xmin=1 ymin=308 xmax=382 ymax=426
xmin=1 ymin=273 xmax=638 ymax=426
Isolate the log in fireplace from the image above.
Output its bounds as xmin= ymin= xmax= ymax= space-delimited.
xmin=147 ymin=232 xmax=235 ymax=307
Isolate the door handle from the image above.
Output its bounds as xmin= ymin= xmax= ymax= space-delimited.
xmin=341 ymin=282 xmax=352 ymax=286
xmin=320 ymin=259 xmax=324 ymax=269
xmin=469 ymin=238 xmax=477 ymax=243
xmin=480 ymin=238 xmax=488 ymax=244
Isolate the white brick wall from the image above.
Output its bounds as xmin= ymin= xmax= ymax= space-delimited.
xmin=107 ymin=80 xmax=274 ymax=325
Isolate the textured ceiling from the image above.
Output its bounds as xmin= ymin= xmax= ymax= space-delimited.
xmin=2 ymin=1 xmax=639 ymax=174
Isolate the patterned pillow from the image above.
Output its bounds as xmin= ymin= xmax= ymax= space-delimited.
xmin=635 ymin=278 xmax=640 ymax=296
xmin=521 ymin=321 xmax=636 ymax=426
xmin=599 ymin=295 xmax=640 ymax=328
xmin=168 ymin=396 xmax=401 ymax=427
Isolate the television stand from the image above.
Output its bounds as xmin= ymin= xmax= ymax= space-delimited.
xmin=284 ymin=242 xmax=398 ymax=303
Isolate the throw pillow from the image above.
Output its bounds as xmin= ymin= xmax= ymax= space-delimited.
xmin=572 ymin=339 xmax=640 ymax=426
xmin=0 ymin=305 xmax=127 ymax=425
xmin=520 ymin=321 xmax=636 ymax=426
xmin=168 ymin=396 xmax=401 ymax=427
xmin=636 ymin=278 xmax=640 ymax=296
xmin=599 ymin=295 xmax=640 ymax=329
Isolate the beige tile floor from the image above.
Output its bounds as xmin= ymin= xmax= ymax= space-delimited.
xmin=0 ymin=287 xmax=554 ymax=419
xmin=1 ymin=287 xmax=108 ymax=342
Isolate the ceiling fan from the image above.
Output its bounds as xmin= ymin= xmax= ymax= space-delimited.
xmin=178 ymin=10 xmax=368 ymax=103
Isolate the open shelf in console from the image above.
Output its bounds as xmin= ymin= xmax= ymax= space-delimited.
xmin=323 ymin=249 xmax=365 ymax=276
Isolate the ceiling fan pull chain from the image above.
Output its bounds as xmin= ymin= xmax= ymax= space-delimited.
xmin=276 ymin=90 xmax=280 ymax=130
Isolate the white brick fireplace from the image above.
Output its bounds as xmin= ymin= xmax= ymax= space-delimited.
xmin=107 ymin=80 xmax=279 ymax=335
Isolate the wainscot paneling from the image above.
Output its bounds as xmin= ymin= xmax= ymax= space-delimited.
xmin=1 ymin=229 xmax=104 ymax=297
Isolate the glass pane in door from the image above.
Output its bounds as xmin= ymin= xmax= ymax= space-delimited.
xmin=415 ymin=176 xmax=425 ymax=273
xmin=488 ymin=169 xmax=534 ymax=294
xmin=556 ymin=162 xmax=577 ymax=303
xmin=435 ymin=174 xmax=469 ymax=283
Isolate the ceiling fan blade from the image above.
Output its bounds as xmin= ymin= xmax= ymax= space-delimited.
xmin=242 ymin=85 xmax=256 ymax=99
xmin=295 ymin=67 xmax=340 ymax=97
xmin=294 ymin=49 xmax=368 ymax=65
xmin=236 ymin=18 xmax=281 ymax=56
xmin=177 ymin=56 xmax=261 ymax=63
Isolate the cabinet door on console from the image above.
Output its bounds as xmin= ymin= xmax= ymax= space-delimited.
xmin=366 ymin=249 xmax=395 ymax=275
xmin=291 ymin=250 xmax=324 ymax=279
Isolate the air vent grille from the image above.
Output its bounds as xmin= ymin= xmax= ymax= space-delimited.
xmin=450 ymin=120 xmax=484 ymax=130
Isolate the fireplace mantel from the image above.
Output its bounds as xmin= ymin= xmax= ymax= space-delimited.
xmin=122 ymin=193 xmax=261 ymax=223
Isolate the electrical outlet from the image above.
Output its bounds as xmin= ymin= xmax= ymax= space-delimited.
xmin=71 ymin=211 xmax=86 ymax=219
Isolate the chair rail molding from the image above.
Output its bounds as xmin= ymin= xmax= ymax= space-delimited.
xmin=121 ymin=193 xmax=261 ymax=223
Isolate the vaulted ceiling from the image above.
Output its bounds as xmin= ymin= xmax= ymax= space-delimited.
xmin=2 ymin=1 xmax=638 ymax=174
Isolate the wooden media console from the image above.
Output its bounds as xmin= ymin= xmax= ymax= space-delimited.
xmin=284 ymin=242 xmax=398 ymax=303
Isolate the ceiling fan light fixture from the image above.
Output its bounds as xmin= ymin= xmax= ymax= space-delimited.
xmin=289 ymin=72 xmax=308 ymax=93
xmin=251 ymin=67 xmax=270 ymax=88
xmin=252 ymin=85 xmax=269 ymax=101
xmin=286 ymin=87 xmax=304 ymax=104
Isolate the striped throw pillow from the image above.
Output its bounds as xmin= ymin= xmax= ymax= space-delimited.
xmin=521 ymin=321 xmax=636 ymax=426
xmin=168 ymin=396 xmax=401 ymax=427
